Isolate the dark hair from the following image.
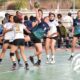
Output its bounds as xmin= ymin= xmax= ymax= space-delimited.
xmin=24 ymin=16 xmax=28 ymax=20
xmin=13 ymin=16 xmax=21 ymax=23
xmin=30 ymin=16 xmax=36 ymax=22
xmin=58 ymin=21 xmax=62 ymax=24
xmin=16 ymin=11 xmax=19 ymax=14
xmin=38 ymin=9 xmax=43 ymax=14
xmin=49 ymin=12 xmax=55 ymax=17
xmin=5 ymin=13 xmax=9 ymax=17
xmin=2 ymin=20 xmax=4 ymax=24
xmin=68 ymin=12 xmax=72 ymax=16
xmin=57 ymin=13 xmax=62 ymax=18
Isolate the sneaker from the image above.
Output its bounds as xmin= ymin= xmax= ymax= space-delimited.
xmin=0 ymin=59 xmax=2 ymax=64
xmin=50 ymin=58 xmax=55 ymax=64
xmin=29 ymin=56 xmax=34 ymax=64
xmin=25 ymin=63 xmax=29 ymax=70
xmin=34 ymin=60 xmax=41 ymax=66
xmin=68 ymin=55 xmax=74 ymax=61
xmin=12 ymin=63 xmax=16 ymax=70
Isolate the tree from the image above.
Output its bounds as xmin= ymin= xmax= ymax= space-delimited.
xmin=15 ymin=0 xmax=29 ymax=10
xmin=0 ymin=0 xmax=7 ymax=6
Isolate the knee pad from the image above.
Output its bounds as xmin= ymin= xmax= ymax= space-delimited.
xmin=10 ymin=53 xmax=14 ymax=57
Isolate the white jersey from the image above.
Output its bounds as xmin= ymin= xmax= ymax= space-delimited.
xmin=63 ymin=15 xmax=73 ymax=29
xmin=13 ymin=23 xmax=26 ymax=39
xmin=4 ymin=22 xmax=14 ymax=41
xmin=48 ymin=20 xmax=58 ymax=37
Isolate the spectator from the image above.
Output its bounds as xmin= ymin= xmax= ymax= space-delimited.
xmin=3 ymin=13 xmax=10 ymax=24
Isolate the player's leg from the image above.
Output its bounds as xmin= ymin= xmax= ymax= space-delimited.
xmin=45 ymin=38 xmax=50 ymax=63
xmin=10 ymin=45 xmax=18 ymax=70
xmin=68 ymin=37 xmax=78 ymax=60
xmin=19 ymin=46 xmax=29 ymax=70
xmin=15 ymin=50 xmax=23 ymax=67
xmin=34 ymin=43 xmax=42 ymax=66
xmin=50 ymin=38 xmax=56 ymax=64
xmin=0 ymin=41 xmax=9 ymax=64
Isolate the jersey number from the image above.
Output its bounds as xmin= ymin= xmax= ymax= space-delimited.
xmin=16 ymin=24 xmax=20 ymax=32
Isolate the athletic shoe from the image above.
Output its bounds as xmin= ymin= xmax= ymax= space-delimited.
xmin=68 ymin=55 xmax=74 ymax=61
xmin=0 ymin=59 xmax=2 ymax=64
xmin=25 ymin=63 xmax=29 ymax=70
xmin=29 ymin=56 xmax=34 ymax=64
xmin=50 ymin=60 xmax=55 ymax=64
xmin=34 ymin=60 xmax=41 ymax=66
xmin=50 ymin=58 xmax=55 ymax=64
xmin=12 ymin=63 xmax=16 ymax=70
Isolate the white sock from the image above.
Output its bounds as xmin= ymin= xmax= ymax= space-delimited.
xmin=52 ymin=55 xmax=55 ymax=60
xmin=71 ymin=53 xmax=74 ymax=56
xmin=47 ymin=55 xmax=50 ymax=59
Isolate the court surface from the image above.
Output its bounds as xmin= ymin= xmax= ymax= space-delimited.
xmin=0 ymin=48 xmax=80 ymax=80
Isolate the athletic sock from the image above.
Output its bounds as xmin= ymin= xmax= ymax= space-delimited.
xmin=25 ymin=61 xmax=29 ymax=66
xmin=47 ymin=55 xmax=50 ymax=59
xmin=25 ymin=61 xmax=29 ymax=70
xmin=38 ymin=59 xmax=41 ymax=63
xmin=13 ymin=61 xmax=16 ymax=66
xmin=18 ymin=59 xmax=20 ymax=63
xmin=18 ymin=59 xmax=21 ymax=64
xmin=71 ymin=53 xmax=74 ymax=56
xmin=0 ymin=59 xmax=2 ymax=62
xmin=52 ymin=55 xmax=55 ymax=59
xmin=35 ymin=59 xmax=41 ymax=65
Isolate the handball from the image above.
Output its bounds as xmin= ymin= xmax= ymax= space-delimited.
xmin=34 ymin=2 xmax=40 ymax=8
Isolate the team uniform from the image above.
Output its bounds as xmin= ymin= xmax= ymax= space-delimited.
xmin=30 ymin=21 xmax=49 ymax=43
xmin=0 ymin=24 xmax=3 ymax=44
xmin=68 ymin=17 xmax=80 ymax=60
xmin=0 ymin=24 xmax=3 ymax=35
xmin=3 ymin=22 xmax=14 ymax=44
xmin=12 ymin=23 xmax=26 ymax=46
xmin=73 ymin=18 xmax=80 ymax=37
xmin=48 ymin=20 xmax=58 ymax=40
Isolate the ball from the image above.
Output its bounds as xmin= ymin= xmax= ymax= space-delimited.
xmin=34 ymin=2 xmax=40 ymax=8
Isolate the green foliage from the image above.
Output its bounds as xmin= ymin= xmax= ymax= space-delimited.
xmin=15 ymin=0 xmax=28 ymax=10
xmin=0 ymin=0 xmax=7 ymax=5
xmin=0 ymin=0 xmax=6 ymax=3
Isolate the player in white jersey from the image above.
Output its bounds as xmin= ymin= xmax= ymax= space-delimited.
xmin=10 ymin=16 xmax=30 ymax=70
xmin=0 ymin=15 xmax=22 ymax=67
xmin=45 ymin=12 xmax=58 ymax=64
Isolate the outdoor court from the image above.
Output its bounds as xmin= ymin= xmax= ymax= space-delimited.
xmin=0 ymin=48 xmax=80 ymax=80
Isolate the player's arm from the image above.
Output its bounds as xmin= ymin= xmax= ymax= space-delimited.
xmin=35 ymin=8 xmax=41 ymax=23
xmin=32 ymin=21 xmax=38 ymax=28
xmin=72 ymin=26 xmax=74 ymax=35
xmin=23 ymin=25 xmax=31 ymax=34
xmin=3 ymin=27 xmax=13 ymax=35
xmin=72 ymin=19 xmax=75 ymax=35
